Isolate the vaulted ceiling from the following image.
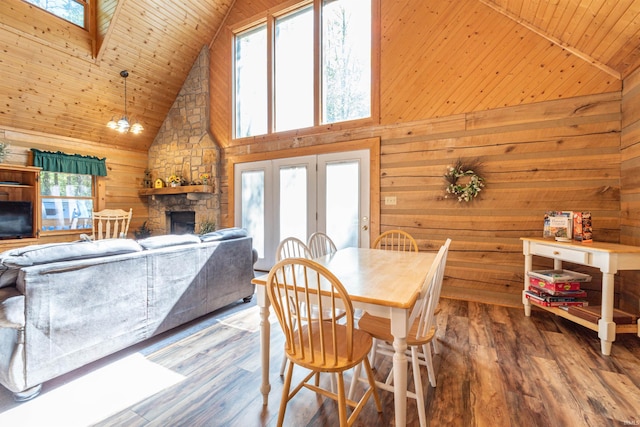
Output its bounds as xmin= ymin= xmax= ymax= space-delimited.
xmin=1 ymin=0 xmax=639 ymax=152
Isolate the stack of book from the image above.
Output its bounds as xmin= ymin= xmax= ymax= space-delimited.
xmin=525 ymin=269 xmax=591 ymax=308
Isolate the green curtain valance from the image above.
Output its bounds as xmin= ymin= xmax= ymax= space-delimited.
xmin=31 ymin=149 xmax=107 ymax=176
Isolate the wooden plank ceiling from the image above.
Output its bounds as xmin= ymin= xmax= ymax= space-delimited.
xmin=1 ymin=0 xmax=640 ymax=152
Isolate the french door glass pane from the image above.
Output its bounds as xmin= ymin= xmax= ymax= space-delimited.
xmin=235 ymin=25 xmax=268 ymax=138
xmin=279 ymin=166 xmax=307 ymax=242
xmin=241 ymin=170 xmax=265 ymax=257
xmin=275 ymin=6 xmax=314 ymax=132
xmin=326 ymin=161 xmax=359 ymax=249
xmin=322 ymin=0 xmax=371 ymax=124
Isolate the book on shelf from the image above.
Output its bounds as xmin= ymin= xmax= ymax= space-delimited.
xmin=528 ymin=269 xmax=591 ymax=284
xmin=527 ymin=285 xmax=587 ymax=298
xmin=525 ymin=293 xmax=588 ymax=307
xmin=528 ymin=277 xmax=583 ymax=293
xmin=543 ymin=211 xmax=573 ymax=239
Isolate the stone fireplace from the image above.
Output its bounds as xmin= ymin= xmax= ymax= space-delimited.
xmin=144 ymin=46 xmax=220 ymax=236
xmin=168 ymin=211 xmax=195 ymax=234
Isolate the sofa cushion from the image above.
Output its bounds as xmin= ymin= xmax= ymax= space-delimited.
xmin=137 ymin=234 xmax=201 ymax=250
xmin=0 ymin=240 xmax=143 ymax=279
xmin=199 ymin=227 xmax=248 ymax=242
xmin=0 ymin=287 xmax=25 ymax=329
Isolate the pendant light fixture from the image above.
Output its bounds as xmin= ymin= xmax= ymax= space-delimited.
xmin=106 ymin=70 xmax=144 ymax=134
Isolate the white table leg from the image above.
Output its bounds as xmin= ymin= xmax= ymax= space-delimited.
xmin=523 ymin=252 xmax=533 ymax=316
xmin=390 ymin=307 xmax=409 ymax=427
xmin=257 ymin=285 xmax=271 ymax=405
xmin=598 ymin=272 xmax=616 ymax=356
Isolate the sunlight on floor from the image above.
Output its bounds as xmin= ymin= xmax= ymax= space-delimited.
xmin=0 ymin=353 xmax=184 ymax=427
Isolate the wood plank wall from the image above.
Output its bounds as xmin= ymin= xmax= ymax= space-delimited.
xmin=211 ymin=0 xmax=626 ymax=307
xmin=621 ymin=68 xmax=640 ymax=314
xmin=223 ymin=92 xmax=621 ymax=307
xmin=0 ymin=126 xmax=148 ymax=250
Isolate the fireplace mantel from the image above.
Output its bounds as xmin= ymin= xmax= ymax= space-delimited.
xmin=139 ymin=185 xmax=213 ymax=201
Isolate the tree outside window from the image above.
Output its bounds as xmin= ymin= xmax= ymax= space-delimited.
xmin=23 ymin=0 xmax=86 ymax=28
xmin=233 ymin=0 xmax=372 ymax=139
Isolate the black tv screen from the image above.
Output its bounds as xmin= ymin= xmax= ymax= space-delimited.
xmin=0 ymin=201 xmax=33 ymax=239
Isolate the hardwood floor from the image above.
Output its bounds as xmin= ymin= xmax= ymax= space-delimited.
xmin=1 ymin=297 xmax=639 ymax=426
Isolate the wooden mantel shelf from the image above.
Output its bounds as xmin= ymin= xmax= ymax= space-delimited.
xmin=139 ymin=185 xmax=213 ymax=200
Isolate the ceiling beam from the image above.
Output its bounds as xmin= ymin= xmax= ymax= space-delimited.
xmin=478 ymin=0 xmax=621 ymax=80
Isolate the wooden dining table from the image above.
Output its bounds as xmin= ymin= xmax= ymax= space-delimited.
xmin=251 ymin=247 xmax=436 ymax=427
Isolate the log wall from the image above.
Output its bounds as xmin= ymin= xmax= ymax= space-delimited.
xmin=211 ymin=0 xmax=625 ymax=307
xmin=621 ymin=68 xmax=640 ymax=314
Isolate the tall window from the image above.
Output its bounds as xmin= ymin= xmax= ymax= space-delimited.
xmin=40 ymin=172 xmax=94 ymax=232
xmin=23 ymin=0 xmax=87 ymax=28
xmin=233 ymin=0 xmax=373 ymax=139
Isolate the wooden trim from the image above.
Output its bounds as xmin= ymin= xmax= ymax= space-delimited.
xmin=227 ymin=137 xmax=380 ymax=237
xmin=477 ymin=0 xmax=621 ymax=80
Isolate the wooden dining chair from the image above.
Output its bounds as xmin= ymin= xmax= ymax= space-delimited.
xmin=266 ymin=257 xmax=382 ymax=426
xmin=372 ymin=229 xmax=419 ymax=252
xmin=370 ymin=229 xmax=419 ymax=364
xmin=351 ymin=238 xmax=451 ymax=427
xmin=276 ymin=236 xmax=313 ymax=261
xmin=276 ymin=236 xmax=345 ymax=377
xmin=308 ymin=231 xmax=338 ymax=258
xmin=91 ymin=208 xmax=132 ymax=240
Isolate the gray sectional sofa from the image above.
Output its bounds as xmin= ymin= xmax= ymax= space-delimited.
xmin=0 ymin=228 xmax=257 ymax=401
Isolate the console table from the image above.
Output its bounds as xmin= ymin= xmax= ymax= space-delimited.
xmin=521 ymin=237 xmax=640 ymax=355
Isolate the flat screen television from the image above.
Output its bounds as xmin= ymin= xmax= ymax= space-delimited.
xmin=0 ymin=201 xmax=33 ymax=239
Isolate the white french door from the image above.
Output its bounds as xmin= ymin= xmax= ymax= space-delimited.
xmin=234 ymin=150 xmax=370 ymax=271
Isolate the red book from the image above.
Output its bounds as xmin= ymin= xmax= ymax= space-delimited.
xmin=529 ymin=277 xmax=582 ymax=293
xmin=528 ymin=284 xmax=587 ymax=297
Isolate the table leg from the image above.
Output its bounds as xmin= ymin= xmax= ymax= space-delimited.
xmin=523 ymin=252 xmax=533 ymax=316
xmin=598 ymin=272 xmax=616 ymax=356
xmin=257 ymin=285 xmax=271 ymax=405
xmin=390 ymin=307 xmax=409 ymax=427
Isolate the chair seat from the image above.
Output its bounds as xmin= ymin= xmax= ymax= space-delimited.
xmin=358 ymin=312 xmax=436 ymax=346
xmin=289 ymin=322 xmax=373 ymax=372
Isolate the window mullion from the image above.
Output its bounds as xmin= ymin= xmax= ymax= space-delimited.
xmin=267 ymin=15 xmax=275 ymax=135
xmin=313 ymin=0 xmax=321 ymax=127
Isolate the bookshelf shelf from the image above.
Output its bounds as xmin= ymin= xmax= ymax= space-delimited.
xmin=521 ymin=237 xmax=640 ymax=356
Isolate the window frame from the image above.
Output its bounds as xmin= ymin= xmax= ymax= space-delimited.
xmin=230 ymin=0 xmax=380 ymax=142
xmin=39 ymin=171 xmax=97 ymax=236
xmin=21 ymin=0 xmax=91 ymax=30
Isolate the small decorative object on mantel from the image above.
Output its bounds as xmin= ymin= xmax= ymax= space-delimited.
xmin=199 ymin=173 xmax=210 ymax=186
xmin=154 ymin=178 xmax=165 ymax=189
xmin=0 ymin=142 xmax=7 ymax=163
xmin=143 ymin=169 xmax=152 ymax=188
xmin=444 ymin=160 xmax=485 ymax=202
xmin=167 ymin=174 xmax=182 ymax=187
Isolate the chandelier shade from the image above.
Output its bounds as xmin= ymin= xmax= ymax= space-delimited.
xmin=106 ymin=70 xmax=144 ymax=134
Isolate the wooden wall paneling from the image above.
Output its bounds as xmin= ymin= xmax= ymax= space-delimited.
xmin=0 ymin=126 xmax=148 ymax=246
xmin=0 ymin=0 xmax=94 ymax=57
xmin=620 ymin=66 xmax=640 ymax=313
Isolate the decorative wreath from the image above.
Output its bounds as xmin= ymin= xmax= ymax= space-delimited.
xmin=444 ymin=160 xmax=485 ymax=202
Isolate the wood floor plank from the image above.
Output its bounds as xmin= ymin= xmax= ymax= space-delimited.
xmin=1 ymin=297 xmax=638 ymax=426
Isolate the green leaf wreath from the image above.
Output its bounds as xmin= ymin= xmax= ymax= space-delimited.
xmin=444 ymin=160 xmax=485 ymax=202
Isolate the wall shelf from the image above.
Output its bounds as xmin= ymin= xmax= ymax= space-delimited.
xmin=139 ymin=185 xmax=213 ymax=200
